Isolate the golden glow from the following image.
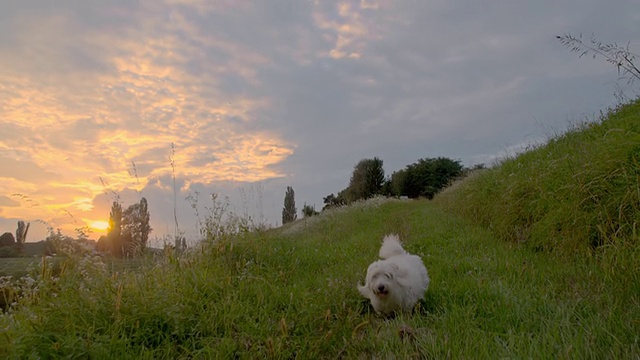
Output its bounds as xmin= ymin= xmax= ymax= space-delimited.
xmin=0 ymin=1 xmax=306 ymax=240
xmin=90 ymin=221 xmax=109 ymax=232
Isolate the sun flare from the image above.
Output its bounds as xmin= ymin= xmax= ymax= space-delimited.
xmin=90 ymin=220 xmax=109 ymax=232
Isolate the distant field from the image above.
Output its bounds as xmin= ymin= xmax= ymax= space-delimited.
xmin=0 ymin=257 xmax=155 ymax=278
xmin=0 ymin=257 xmax=41 ymax=278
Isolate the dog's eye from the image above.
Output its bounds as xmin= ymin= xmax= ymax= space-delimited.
xmin=385 ymin=273 xmax=393 ymax=279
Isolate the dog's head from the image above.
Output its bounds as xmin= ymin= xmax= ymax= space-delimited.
xmin=359 ymin=261 xmax=403 ymax=300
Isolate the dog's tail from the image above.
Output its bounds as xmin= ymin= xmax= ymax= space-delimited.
xmin=379 ymin=234 xmax=406 ymax=259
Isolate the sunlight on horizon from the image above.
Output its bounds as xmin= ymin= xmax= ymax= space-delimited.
xmin=89 ymin=220 xmax=110 ymax=232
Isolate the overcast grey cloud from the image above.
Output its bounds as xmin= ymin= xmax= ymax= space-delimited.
xmin=0 ymin=0 xmax=638 ymax=243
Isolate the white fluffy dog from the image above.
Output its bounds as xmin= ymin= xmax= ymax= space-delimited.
xmin=358 ymin=234 xmax=430 ymax=315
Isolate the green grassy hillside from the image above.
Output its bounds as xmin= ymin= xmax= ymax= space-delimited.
xmin=1 ymin=197 xmax=638 ymax=358
xmin=436 ymin=100 xmax=640 ymax=255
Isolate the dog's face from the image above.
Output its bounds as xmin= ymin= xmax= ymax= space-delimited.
xmin=359 ymin=261 xmax=402 ymax=300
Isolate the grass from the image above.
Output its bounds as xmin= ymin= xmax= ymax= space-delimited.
xmin=1 ymin=101 xmax=639 ymax=358
xmin=0 ymin=258 xmax=40 ymax=278
xmin=0 ymin=257 xmax=155 ymax=279
xmin=436 ymin=100 xmax=640 ymax=254
xmin=1 ymin=198 xmax=638 ymax=358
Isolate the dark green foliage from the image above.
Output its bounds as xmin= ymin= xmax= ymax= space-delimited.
xmin=324 ymin=158 xmax=386 ymax=208
xmin=392 ymin=157 xmax=463 ymax=199
xmin=388 ymin=169 xmax=408 ymax=197
xmin=282 ymin=186 xmax=297 ymax=224
xmin=105 ymin=199 xmax=151 ymax=257
xmin=325 ymin=156 xmax=462 ymax=208
xmin=0 ymin=245 xmax=20 ymax=258
xmin=346 ymin=157 xmax=385 ymax=201
xmin=302 ymin=203 xmax=319 ymax=218
xmin=107 ymin=201 xmax=123 ymax=256
xmin=96 ymin=235 xmax=109 ymax=253
xmin=121 ymin=198 xmax=152 ymax=256
xmin=42 ymin=229 xmax=77 ymax=255
xmin=322 ymin=193 xmax=343 ymax=210
xmin=16 ymin=221 xmax=29 ymax=244
xmin=0 ymin=232 xmax=15 ymax=247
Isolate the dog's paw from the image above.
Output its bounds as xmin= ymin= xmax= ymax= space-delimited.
xmin=357 ymin=284 xmax=372 ymax=299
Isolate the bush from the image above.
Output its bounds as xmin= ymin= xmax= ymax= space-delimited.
xmin=302 ymin=204 xmax=319 ymax=218
xmin=0 ymin=245 xmax=20 ymax=258
xmin=0 ymin=232 xmax=15 ymax=247
xmin=391 ymin=157 xmax=463 ymax=199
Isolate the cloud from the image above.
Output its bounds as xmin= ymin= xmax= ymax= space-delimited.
xmin=0 ymin=196 xmax=20 ymax=208
xmin=0 ymin=0 xmax=301 ymax=238
xmin=1 ymin=0 xmax=638 ymax=241
xmin=0 ymin=156 xmax=59 ymax=183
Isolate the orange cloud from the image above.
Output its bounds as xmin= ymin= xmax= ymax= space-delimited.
xmin=0 ymin=1 xmax=294 ymax=238
xmin=312 ymin=1 xmax=385 ymax=59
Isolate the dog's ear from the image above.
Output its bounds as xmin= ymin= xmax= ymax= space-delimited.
xmin=389 ymin=263 xmax=408 ymax=279
xmin=358 ymin=284 xmax=372 ymax=299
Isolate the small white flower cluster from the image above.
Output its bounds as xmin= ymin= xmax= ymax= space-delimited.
xmin=238 ymin=259 xmax=255 ymax=280
xmin=76 ymin=254 xmax=107 ymax=281
xmin=326 ymin=277 xmax=345 ymax=288
xmin=47 ymin=236 xmax=97 ymax=258
xmin=0 ymin=271 xmax=48 ymax=316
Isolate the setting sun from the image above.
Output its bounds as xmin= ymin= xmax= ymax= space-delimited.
xmin=90 ymin=221 xmax=109 ymax=232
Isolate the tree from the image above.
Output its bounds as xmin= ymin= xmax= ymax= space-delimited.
xmin=0 ymin=232 xmax=15 ymax=247
xmin=322 ymin=158 xmax=385 ymax=209
xmin=121 ymin=197 xmax=152 ymax=256
xmin=15 ymin=220 xmax=29 ymax=254
xmin=302 ymin=203 xmax=319 ymax=218
xmin=16 ymin=220 xmax=29 ymax=244
xmin=389 ymin=169 xmax=409 ymax=197
xmin=43 ymin=228 xmax=89 ymax=256
xmin=395 ymin=157 xmax=463 ymax=199
xmin=365 ymin=157 xmax=386 ymax=197
xmin=107 ymin=201 xmax=123 ymax=256
xmin=282 ymin=186 xmax=297 ymax=224
xmin=96 ymin=235 xmax=109 ymax=253
xmin=322 ymin=193 xmax=346 ymax=210
xmin=0 ymin=231 xmax=19 ymax=256
xmin=346 ymin=157 xmax=385 ymax=202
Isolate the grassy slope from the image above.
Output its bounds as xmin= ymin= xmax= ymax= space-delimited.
xmin=1 ymin=199 xmax=638 ymax=358
xmin=437 ymin=100 xmax=640 ymax=254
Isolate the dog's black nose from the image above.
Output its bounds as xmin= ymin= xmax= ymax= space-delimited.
xmin=377 ymin=285 xmax=386 ymax=292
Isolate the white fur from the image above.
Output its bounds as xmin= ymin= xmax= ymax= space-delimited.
xmin=358 ymin=234 xmax=430 ymax=315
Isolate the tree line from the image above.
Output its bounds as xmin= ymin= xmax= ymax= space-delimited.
xmin=281 ymin=156 xmax=482 ymax=224
xmin=322 ymin=156 xmax=468 ymax=210
xmin=97 ymin=198 xmax=152 ymax=257
xmin=0 ymin=220 xmax=30 ymax=257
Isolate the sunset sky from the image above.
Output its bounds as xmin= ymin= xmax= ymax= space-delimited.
xmin=1 ymin=0 xmax=639 ymax=245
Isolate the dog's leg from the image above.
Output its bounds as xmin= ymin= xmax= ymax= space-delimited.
xmin=358 ymin=284 xmax=372 ymax=299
